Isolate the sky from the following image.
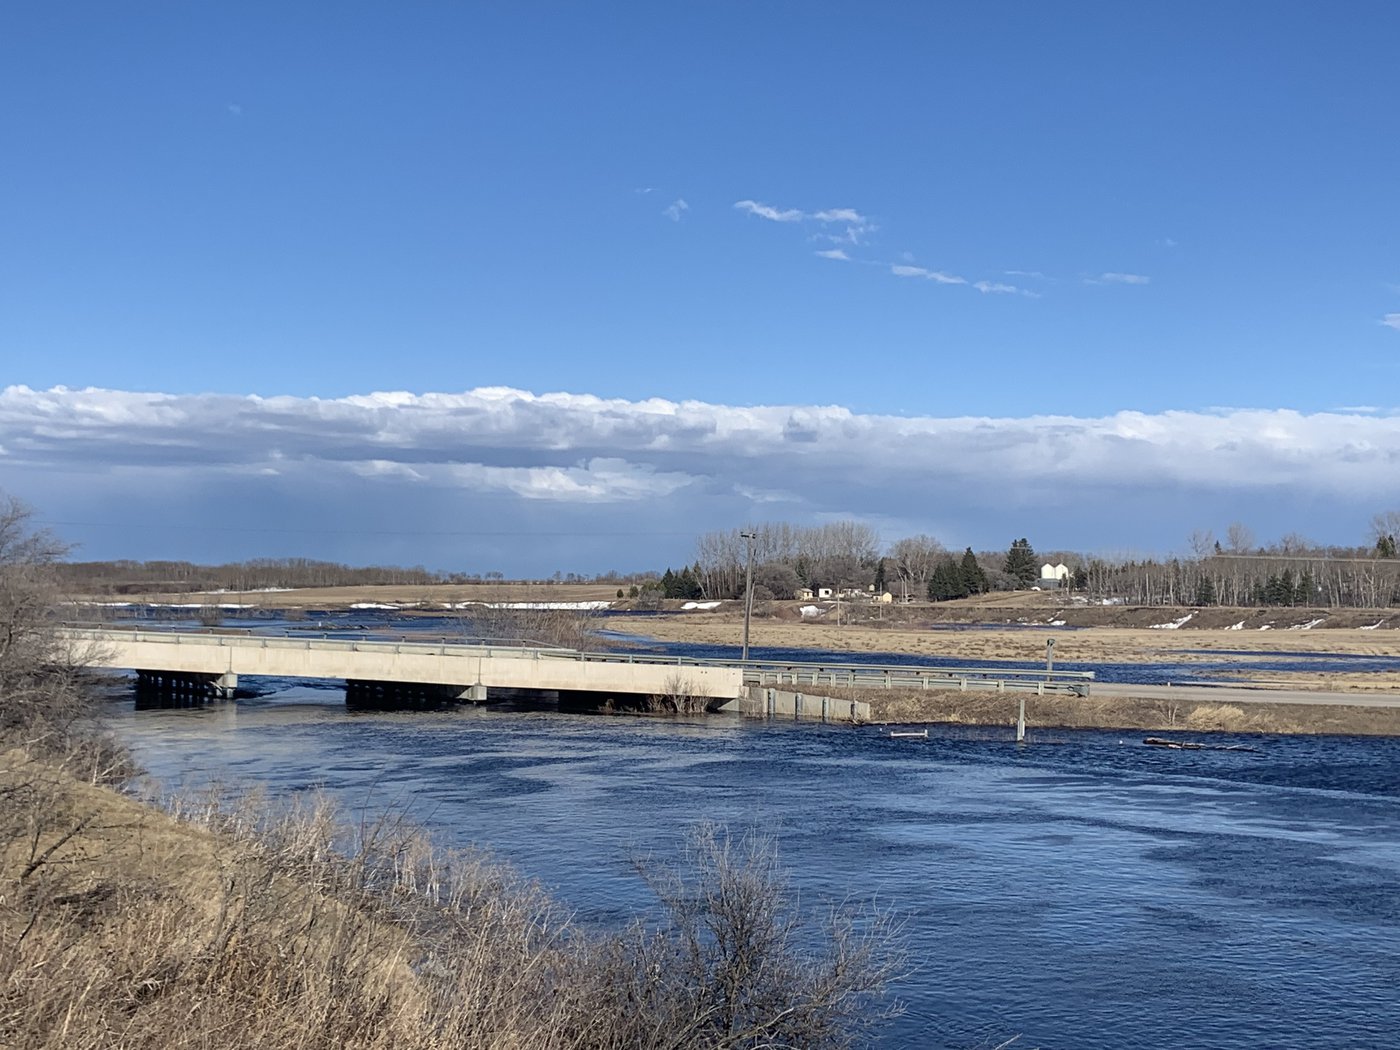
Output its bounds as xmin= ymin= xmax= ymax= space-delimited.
xmin=3 ymin=3 xmax=1400 ymax=574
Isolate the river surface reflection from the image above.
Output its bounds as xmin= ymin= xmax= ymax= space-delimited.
xmin=109 ymin=681 xmax=1400 ymax=1050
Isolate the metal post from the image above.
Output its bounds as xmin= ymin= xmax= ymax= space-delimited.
xmin=741 ymin=529 xmax=756 ymax=663
xmin=1046 ymin=637 xmax=1055 ymax=678
xmin=1016 ymin=693 xmax=1026 ymax=743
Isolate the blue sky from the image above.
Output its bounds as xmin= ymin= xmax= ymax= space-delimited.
xmin=3 ymin=3 xmax=1400 ymax=572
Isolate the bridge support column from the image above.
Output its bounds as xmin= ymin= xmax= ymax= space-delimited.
xmin=345 ymin=679 xmax=476 ymax=710
xmin=134 ymin=669 xmax=235 ymax=707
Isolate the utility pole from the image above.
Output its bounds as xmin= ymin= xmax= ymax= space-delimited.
xmin=741 ymin=530 xmax=756 ymax=662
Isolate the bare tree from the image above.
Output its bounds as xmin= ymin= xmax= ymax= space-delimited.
xmin=889 ymin=534 xmax=944 ymax=599
xmin=1371 ymin=510 xmax=1400 ymax=545
xmin=1187 ymin=529 xmax=1216 ymax=558
xmin=1225 ymin=522 xmax=1254 ymax=554
xmin=0 ymin=493 xmax=121 ymax=776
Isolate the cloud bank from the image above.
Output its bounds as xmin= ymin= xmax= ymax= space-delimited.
xmin=3 ymin=385 xmax=1398 ymax=570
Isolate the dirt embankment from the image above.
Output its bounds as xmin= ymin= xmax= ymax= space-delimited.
xmin=824 ymin=688 xmax=1400 ymax=737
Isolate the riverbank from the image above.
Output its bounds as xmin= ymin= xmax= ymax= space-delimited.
xmin=0 ymin=745 xmax=900 ymax=1050
xmin=833 ymin=687 xmax=1400 ymax=736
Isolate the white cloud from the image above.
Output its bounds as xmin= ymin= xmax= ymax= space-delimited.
xmin=226 ymin=103 xmax=243 ymax=117
xmin=734 ymin=200 xmax=873 ymax=244
xmin=815 ymin=248 xmax=849 ymax=261
xmin=973 ymin=280 xmax=1019 ymax=295
xmin=734 ymin=199 xmax=804 ymax=223
xmin=8 ymin=385 xmax=1398 ymax=569
xmin=891 ymin=264 xmax=965 ymax=285
xmin=663 ymin=198 xmax=689 ymax=222
xmin=1092 ymin=272 xmax=1151 ymax=285
xmin=1382 ymin=313 xmax=1400 ymax=330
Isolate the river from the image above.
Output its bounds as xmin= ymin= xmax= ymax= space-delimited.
xmin=108 ymin=672 xmax=1400 ymax=1049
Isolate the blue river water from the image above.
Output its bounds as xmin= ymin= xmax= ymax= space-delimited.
xmin=109 ymin=680 xmax=1400 ymax=1050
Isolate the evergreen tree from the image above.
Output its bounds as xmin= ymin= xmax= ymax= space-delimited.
xmin=959 ymin=548 xmax=988 ymax=595
xmin=660 ymin=567 xmax=679 ymax=598
xmin=1194 ymin=576 xmax=1216 ymax=606
xmin=1072 ymin=564 xmax=1089 ymax=591
xmin=1002 ymin=538 xmax=1037 ymax=587
xmin=928 ymin=558 xmax=969 ymax=601
xmin=1378 ymin=534 xmax=1397 ymax=559
xmin=1295 ymin=569 xmax=1315 ymax=607
xmin=874 ymin=558 xmax=887 ymax=594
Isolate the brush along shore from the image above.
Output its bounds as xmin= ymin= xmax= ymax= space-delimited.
xmin=820 ymin=686 xmax=1400 ymax=736
xmin=0 ymin=748 xmax=904 ymax=1050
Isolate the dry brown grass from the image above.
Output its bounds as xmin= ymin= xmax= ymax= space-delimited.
xmin=0 ymin=751 xmax=903 ymax=1050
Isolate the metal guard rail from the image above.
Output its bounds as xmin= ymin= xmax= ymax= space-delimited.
xmin=59 ymin=626 xmax=1094 ymax=695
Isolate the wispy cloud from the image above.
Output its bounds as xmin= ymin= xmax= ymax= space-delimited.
xmin=815 ymin=248 xmax=849 ymax=261
xmin=1004 ymin=269 xmax=1049 ymax=280
xmin=891 ymin=264 xmax=965 ymax=285
xmin=1382 ymin=313 xmax=1400 ymax=331
xmin=1090 ymin=272 xmax=1151 ymax=285
xmin=225 ymin=103 xmax=243 ymax=117
xmin=734 ymin=199 xmax=805 ymax=223
xmin=734 ymin=200 xmax=873 ymax=244
xmin=663 ymin=198 xmax=689 ymax=222
xmin=974 ymin=280 xmax=1022 ymax=295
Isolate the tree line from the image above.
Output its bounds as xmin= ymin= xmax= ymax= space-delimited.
xmin=684 ymin=517 xmax=1400 ymax=608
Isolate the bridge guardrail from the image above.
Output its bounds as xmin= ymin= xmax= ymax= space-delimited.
xmin=59 ymin=626 xmax=1093 ymax=696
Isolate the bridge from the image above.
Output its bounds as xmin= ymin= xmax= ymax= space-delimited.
xmin=62 ymin=627 xmax=1094 ymax=717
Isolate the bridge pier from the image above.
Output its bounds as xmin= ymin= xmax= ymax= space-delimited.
xmin=134 ymin=669 xmax=238 ymax=707
xmin=345 ymin=678 xmax=487 ymax=710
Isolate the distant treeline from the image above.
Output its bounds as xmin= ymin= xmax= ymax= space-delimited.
xmin=55 ymin=516 xmax=1400 ymax=609
xmin=684 ymin=520 xmax=1400 ymax=609
xmin=55 ymin=558 xmax=652 ymax=595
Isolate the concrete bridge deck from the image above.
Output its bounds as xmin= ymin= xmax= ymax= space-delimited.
xmin=61 ymin=626 xmax=1095 ymax=704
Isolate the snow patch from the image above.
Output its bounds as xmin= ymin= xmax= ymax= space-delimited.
xmin=351 ymin=602 xmax=401 ymax=610
xmin=1258 ymin=624 xmax=1273 ymax=631
xmin=1047 ymin=619 xmax=1066 ymax=626
xmin=1287 ymin=618 xmax=1326 ymax=631
xmin=464 ymin=600 xmax=611 ymax=610
xmin=799 ymin=605 xmax=823 ymax=618
xmin=681 ymin=600 xmax=722 ymax=611
xmin=1149 ymin=613 xmax=1194 ymax=630
xmin=1224 ymin=621 xmax=1245 ymax=631
xmin=1360 ymin=620 xmax=1386 ymax=630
